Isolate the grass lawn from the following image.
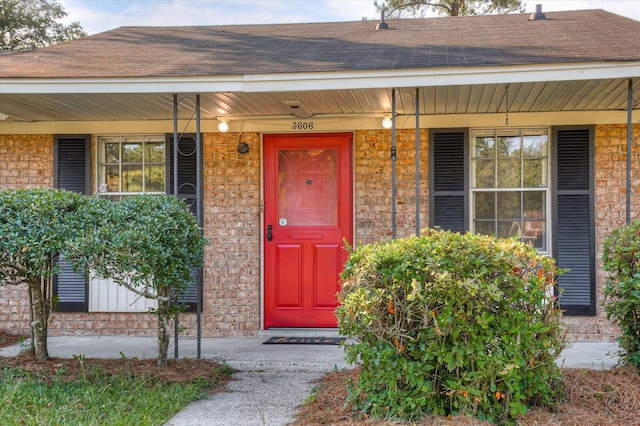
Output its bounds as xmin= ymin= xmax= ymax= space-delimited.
xmin=0 ymin=331 xmax=233 ymax=426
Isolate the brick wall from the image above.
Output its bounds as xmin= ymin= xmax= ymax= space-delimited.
xmin=0 ymin=135 xmax=54 ymax=335
xmin=0 ymin=132 xmax=263 ymax=338
xmin=0 ymin=134 xmax=53 ymax=188
xmin=354 ymin=129 xmax=429 ymax=245
xmin=49 ymin=313 xmax=157 ymax=335
xmin=2 ymin=126 xmax=639 ymax=341
xmin=177 ymin=132 xmax=263 ymax=336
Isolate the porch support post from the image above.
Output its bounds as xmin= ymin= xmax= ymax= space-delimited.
xmin=173 ymin=94 xmax=179 ymax=359
xmin=173 ymin=94 xmax=179 ymax=197
xmin=415 ymin=88 xmax=420 ymax=236
xmin=196 ymin=94 xmax=202 ymax=359
xmin=627 ymin=78 xmax=633 ymax=224
xmin=391 ymin=88 xmax=397 ymax=239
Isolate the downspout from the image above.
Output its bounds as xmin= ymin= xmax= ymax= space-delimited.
xmin=173 ymin=94 xmax=179 ymax=359
xmin=415 ymin=88 xmax=420 ymax=236
xmin=627 ymin=78 xmax=633 ymax=224
xmin=391 ymin=88 xmax=397 ymax=239
xmin=196 ymin=94 xmax=202 ymax=359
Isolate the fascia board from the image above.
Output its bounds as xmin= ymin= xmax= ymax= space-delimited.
xmin=1 ymin=62 xmax=639 ymax=95
xmin=244 ymin=62 xmax=640 ymax=92
xmin=0 ymin=76 xmax=246 ymax=94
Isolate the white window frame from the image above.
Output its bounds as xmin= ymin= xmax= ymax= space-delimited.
xmin=469 ymin=127 xmax=552 ymax=254
xmin=96 ymin=134 xmax=167 ymax=197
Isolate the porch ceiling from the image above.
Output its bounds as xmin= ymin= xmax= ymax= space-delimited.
xmin=1 ymin=78 xmax=639 ymax=123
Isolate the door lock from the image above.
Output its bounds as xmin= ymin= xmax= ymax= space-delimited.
xmin=267 ymin=225 xmax=273 ymax=242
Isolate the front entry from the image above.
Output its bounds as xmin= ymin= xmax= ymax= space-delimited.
xmin=263 ymin=133 xmax=353 ymax=328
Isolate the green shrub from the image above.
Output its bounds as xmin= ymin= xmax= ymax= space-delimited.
xmin=0 ymin=187 xmax=91 ymax=360
xmin=66 ymin=194 xmax=207 ymax=367
xmin=337 ymin=229 xmax=565 ymax=424
xmin=602 ymin=220 xmax=640 ymax=369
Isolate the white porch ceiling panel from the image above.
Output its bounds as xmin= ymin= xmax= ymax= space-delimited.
xmin=0 ymin=79 xmax=637 ymax=123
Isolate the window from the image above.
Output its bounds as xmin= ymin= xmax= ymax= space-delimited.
xmin=470 ymin=128 xmax=549 ymax=251
xmin=97 ymin=135 xmax=166 ymax=197
xmin=430 ymin=127 xmax=594 ymax=316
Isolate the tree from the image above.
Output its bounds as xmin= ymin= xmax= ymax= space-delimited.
xmin=0 ymin=188 xmax=89 ymax=360
xmin=375 ymin=0 xmax=524 ymax=18
xmin=67 ymin=195 xmax=207 ymax=367
xmin=0 ymin=0 xmax=86 ymax=50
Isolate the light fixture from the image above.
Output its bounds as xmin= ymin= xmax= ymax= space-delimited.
xmin=382 ymin=117 xmax=393 ymax=129
xmin=237 ymin=142 xmax=249 ymax=154
xmin=217 ymin=121 xmax=229 ymax=132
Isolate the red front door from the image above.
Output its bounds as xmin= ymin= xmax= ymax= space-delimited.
xmin=263 ymin=133 xmax=353 ymax=328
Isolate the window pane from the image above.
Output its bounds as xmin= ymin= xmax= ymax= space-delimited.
xmin=145 ymin=142 xmax=165 ymax=163
xmin=105 ymin=143 xmax=120 ymax=164
xmin=497 ymin=159 xmax=521 ymax=187
xmin=474 ymin=192 xmax=495 ymax=219
xmin=122 ymin=165 xmax=143 ymax=192
xmin=523 ymin=191 xmax=545 ymax=216
xmin=145 ymin=165 xmax=165 ymax=192
xmin=105 ymin=165 xmax=120 ymax=192
xmin=122 ymin=143 xmax=143 ymax=163
xmin=529 ymin=235 xmax=545 ymax=250
xmin=474 ymin=136 xmax=495 ymax=158
xmin=278 ymin=149 xmax=338 ymax=226
xmin=523 ymin=192 xmax=546 ymax=250
xmin=497 ymin=221 xmax=516 ymax=239
xmin=497 ymin=135 xmax=520 ymax=158
xmin=475 ymin=220 xmax=495 ymax=237
xmin=523 ymin=221 xmax=545 ymax=248
xmin=523 ymin=159 xmax=545 ymax=187
xmin=474 ymin=159 xmax=495 ymax=188
xmin=497 ymin=191 xmax=521 ymax=219
xmin=523 ymin=134 xmax=547 ymax=157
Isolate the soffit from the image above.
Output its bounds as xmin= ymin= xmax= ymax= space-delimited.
xmin=1 ymin=79 xmax=638 ymax=123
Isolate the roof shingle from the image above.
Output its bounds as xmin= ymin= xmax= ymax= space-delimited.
xmin=1 ymin=9 xmax=639 ymax=78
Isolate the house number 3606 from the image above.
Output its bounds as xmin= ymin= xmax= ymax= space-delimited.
xmin=292 ymin=121 xmax=314 ymax=130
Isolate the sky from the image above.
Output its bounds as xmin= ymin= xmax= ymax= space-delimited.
xmin=59 ymin=0 xmax=640 ymax=35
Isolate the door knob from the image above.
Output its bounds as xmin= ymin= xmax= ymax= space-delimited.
xmin=267 ymin=225 xmax=273 ymax=242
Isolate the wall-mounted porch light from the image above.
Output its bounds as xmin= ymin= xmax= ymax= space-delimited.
xmin=217 ymin=121 xmax=229 ymax=132
xmin=381 ymin=117 xmax=393 ymax=129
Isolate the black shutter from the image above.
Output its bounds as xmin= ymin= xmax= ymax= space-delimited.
xmin=53 ymin=135 xmax=90 ymax=312
xmin=553 ymin=127 xmax=595 ymax=315
xmin=430 ymin=130 xmax=467 ymax=233
xmin=167 ymin=134 xmax=198 ymax=216
xmin=167 ymin=134 xmax=201 ymax=309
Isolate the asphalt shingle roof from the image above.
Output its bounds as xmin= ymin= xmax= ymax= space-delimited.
xmin=1 ymin=9 xmax=639 ymax=79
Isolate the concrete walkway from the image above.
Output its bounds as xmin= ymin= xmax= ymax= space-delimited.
xmin=0 ymin=334 xmax=621 ymax=426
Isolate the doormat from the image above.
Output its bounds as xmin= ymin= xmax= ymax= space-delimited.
xmin=263 ymin=336 xmax=345 ymax=345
